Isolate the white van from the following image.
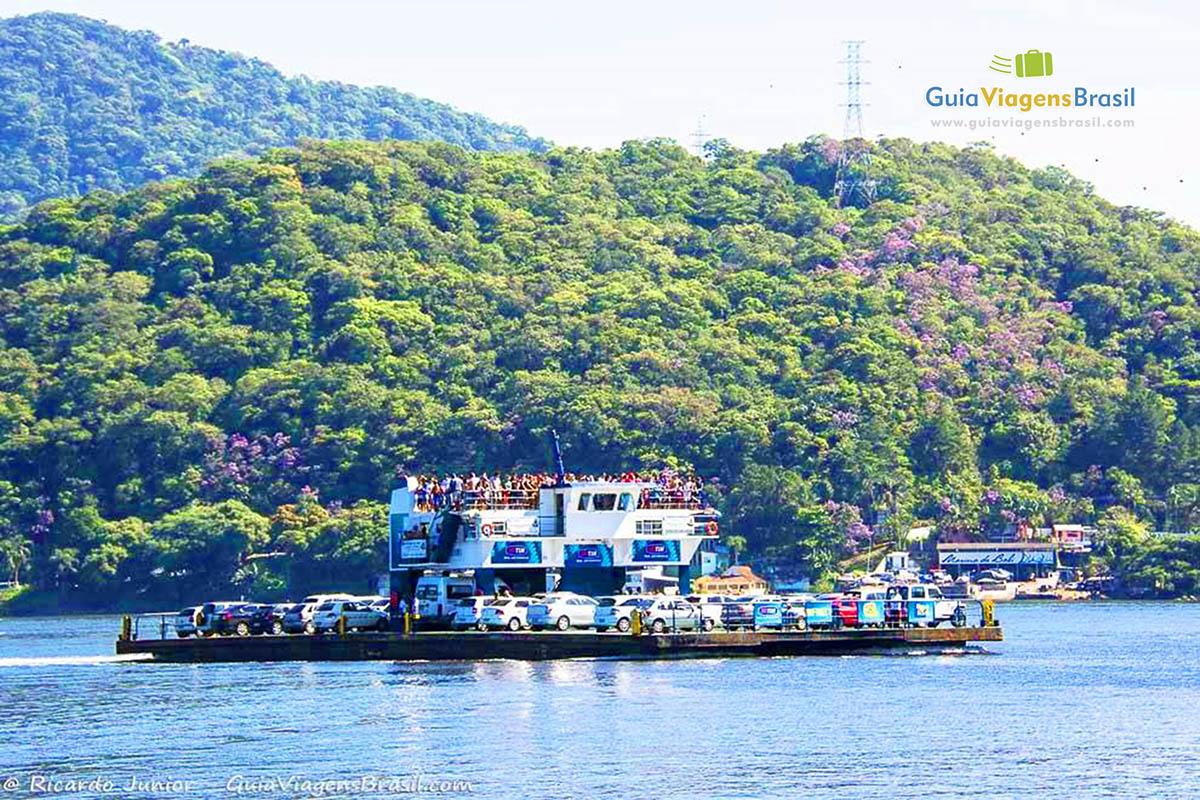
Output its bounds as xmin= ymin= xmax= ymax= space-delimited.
xmin=414 ymin=575 xmax=476 ymax=624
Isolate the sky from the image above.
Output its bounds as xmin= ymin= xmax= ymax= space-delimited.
xmin=4 ymin=0 xmax=1199 ymax=225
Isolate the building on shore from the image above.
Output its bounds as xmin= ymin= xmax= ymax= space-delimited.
xmin=691 ymin=565 xmax=770 ymax=596
xmin=935 ymin=541 xmax=1058 ymax=581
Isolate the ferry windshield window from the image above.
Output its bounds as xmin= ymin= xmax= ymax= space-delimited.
xmin=578 ymin=493 xmax=591 ymax=510
xmin=618 ymin=493 xmax=634 ymax=510
xmin=592 ymin=493 xmax=617 ymax=511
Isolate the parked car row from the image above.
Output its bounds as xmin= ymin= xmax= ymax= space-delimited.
xmin=176 ymin=594 xmax=390 ymax=638
xmin=176 ymin=583 xmax=970 ymax=638
xmin=440 ymin=587 xmax=968 ymax=634
xmin=450 ymin=592 xmax=750 ymax=633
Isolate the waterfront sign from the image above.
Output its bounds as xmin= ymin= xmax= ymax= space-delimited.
xmin=491 ymin=540 xmax=543 ymax=565
xmin=565 ymin=543 xmax=612 ymax=567
xmin=939 ymin=549 xmax=1056 ymax=566
xmin=399 ymin=539 xmax=428 ymax=561
xmin=632 ymin=539 xmax=680 ymax=563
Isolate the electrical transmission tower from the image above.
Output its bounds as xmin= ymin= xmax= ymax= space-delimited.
xmin=839 ymin=40 xmax=868 ymax=139
xmin=691 ymin=115 xmax=710 ymax=157
xmin=834 ymin=40 xmax=875 ymax=207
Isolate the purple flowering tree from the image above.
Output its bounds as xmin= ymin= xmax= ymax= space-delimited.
xmin=200 ymin=432 xmax=309 ymax=511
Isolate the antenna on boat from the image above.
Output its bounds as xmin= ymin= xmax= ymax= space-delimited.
xmin=551 ymin=429 xmax=568 ymax=486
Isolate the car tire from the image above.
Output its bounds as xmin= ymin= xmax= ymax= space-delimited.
xmin=651 ymin=618 xmax=666 ymax=634
xmin=235 ymin=621 xmax=251 ymax=637
xmin=507 ymin=617 xmax=522 ymax=632
xmin=616 ymin=618 xmax=631 ymax=633
xmin=476 ymin=621 xmax=489 ymax=632
xmin=701 ymin=618 xmax=715 ymax=632
xmin=555 ymin=616 xmax=571 ymax=631
xmin=271 ymin=621 xmax=283 ymax=636
xmin=304 ymin=621 xmax=316 ymax=635
xmin=177 ymin=632 xmax=190 ymax=639
xmin=376 ymin=618 xmax=388 ymax=632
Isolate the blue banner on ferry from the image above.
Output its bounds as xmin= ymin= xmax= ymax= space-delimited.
xmin=565 ymin=543 xmax=613 ymax=567
xmin=491 ymin=540 xmax=542 ymax=565
xmin=632 ymin=539 xmax=679 ymax=563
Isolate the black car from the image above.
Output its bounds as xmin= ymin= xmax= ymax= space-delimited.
xmin=250 ymin=603 xmax=292 ymax=636
xmin=720 ymin=600 xmax=755 ymax=631
xmin=214 ymin=603 xmax=276 ymax=636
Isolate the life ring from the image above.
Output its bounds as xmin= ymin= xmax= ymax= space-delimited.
xmin=481 ymin=523 xmax=494 ymax=536
xmin=705 ymin=521 xmax=718 ymax=535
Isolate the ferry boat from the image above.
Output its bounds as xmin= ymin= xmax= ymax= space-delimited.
xmin=387 ymin=454 xmax=719 ymax=600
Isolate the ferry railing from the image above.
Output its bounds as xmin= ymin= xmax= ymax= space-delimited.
xmin=125 ymin=611 xmax=180 ymax=641
xmin=413 ymin=489 xmax=541 ymax=512
xmin=639 ymin=496 xmax=709 ymax=510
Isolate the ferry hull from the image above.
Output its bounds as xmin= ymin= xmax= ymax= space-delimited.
xmin=116 ymin=626 xmax=1002 ymax=664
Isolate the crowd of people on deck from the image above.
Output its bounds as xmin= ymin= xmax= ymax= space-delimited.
xmin=396 ymin=469 xmax=714 ymax=512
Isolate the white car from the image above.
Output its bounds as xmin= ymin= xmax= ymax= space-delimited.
xmin=684 ymin=594 xmax=733 ymax=629
xmin=479 ymin=597 xmax=535 ymax=631
xmin=174 ymin=607 xmax=199 ymax=638
xmin=885 ymin=583 xmax=968 ymax=627
xmin=642 ymin=597 xmax=710 ymax=633
xmin=451 ymin=597 xmax=490 ymax=631
xmin=312 ymin=600 xmax=388 ymax=633
xmin=527 ymin=593 xmax=599 ymax=631
xmin=593 ymin=596 xmax=653 ymax=632
xmin=282 ymin=593 xmax=356 ymax=634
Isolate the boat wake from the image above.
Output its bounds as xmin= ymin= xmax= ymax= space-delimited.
xmin=0 ymin=653 xmax=153 ymax=667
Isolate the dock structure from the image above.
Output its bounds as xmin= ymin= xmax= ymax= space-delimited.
xmin=115 ymin=626 xmax=1002 ymax=664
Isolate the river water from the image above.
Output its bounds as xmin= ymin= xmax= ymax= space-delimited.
xmin=0 ymin=603 xmax=1197 ymax=799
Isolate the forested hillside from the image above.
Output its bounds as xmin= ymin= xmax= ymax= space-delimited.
xmin=0 ymin=12 xmax=548 ymax=221
xmin=2 ymin=134 xmax=1199 ymax=608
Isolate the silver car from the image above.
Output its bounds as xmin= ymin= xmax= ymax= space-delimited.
xmin=642 ymin=598 xmax=710 ymax=633
xmin=527 ymin=593 xmax=599 ymax=631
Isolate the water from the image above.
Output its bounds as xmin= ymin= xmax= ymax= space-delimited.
xmin=0 ymin=604 xmax=1198 ymax=799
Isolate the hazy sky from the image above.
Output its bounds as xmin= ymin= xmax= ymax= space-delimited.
xmin=5 ymin=0 xmax=1198 ymax=225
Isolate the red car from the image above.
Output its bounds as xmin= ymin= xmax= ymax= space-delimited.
xmin=819 ymin=593 xmax=859 ymax=628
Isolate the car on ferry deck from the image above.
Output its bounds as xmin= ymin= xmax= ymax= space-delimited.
xmin=592 ymin=596 xmax=652 ymax=632
xmin=195 ymin=601 xmax=243 ymax=637
xmin=685 ymin=594 xmax=732 ymax=629
xmin=719 ymin=596 xmax=758 ymax=631
xmin=249 ymin=603 xmax=294 ymax=635
xmin=479 ymin=597 xmax=534 ymax=631
xmin=174 ymin=607 xmax=199 ymax=638
xmin=312 ymin=599 xmax=389 ymax=633
xmin=214 ymin=603 xmax=276 ymax=636
xmin=413 ymin=575 xmax=476 ymax=626
xmin=642 ymin=597 xmax=710 ymax=633
xmin=527 ymin=593 xmax=599 ymax=631
xmin=282 ymin=593 xmax=356 ymax=634
xmin=451 ymin=596 xmax=490 ymax=631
